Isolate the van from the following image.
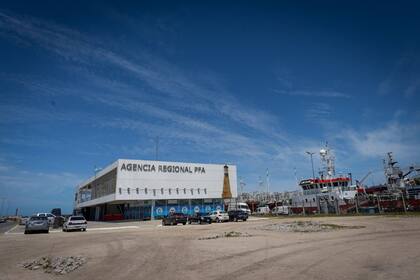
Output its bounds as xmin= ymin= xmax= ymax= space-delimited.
xmin=227 ymin=202 xmax=251 ymax=215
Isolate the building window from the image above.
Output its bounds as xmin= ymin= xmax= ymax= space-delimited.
xmin=161 ymin=188 xmax=164 ymax=195
xmin=119 ymin=188 xmax=122 ymax=194
xmin=136 ymin=188 xmax=139 ymax=194
xmin=204 ymin=188 xmax=207 ymax=194
xmin=176 ymin=188 xmax=179 ymax=195
xmin=169 ymin=188 xmax=172 ymax=195
xmin=183 ymin=188 xmax=186 ymax=194
xmin=190 ymin=189 xmax=194 ymax=195
xmin=145 ymin=188 xmax=148 ymax=194
xmin=153 ymin=189 xmax=156 ymax=196
xmin=127 ymin=188 xmax=130 ymax=194
xmin=197 ymin=188 xmax=200 ymax=194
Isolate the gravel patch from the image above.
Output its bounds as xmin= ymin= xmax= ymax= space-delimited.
xmin=259 ymin=221 xmax=365 ymax=232
xmin=199 ymin=231 xmax=252 ymax=240
xmin=20 ymin=256 xmax=86 ymax=275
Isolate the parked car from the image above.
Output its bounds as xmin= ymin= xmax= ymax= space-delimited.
xmin=36 ymin=213 xmax=55 ymax=225
xmin=25 ymin=216 xmax=49 ymax=234
xmin=0 ymin=217 xmax=6 ymax=223
xmin=162 ymin=213 xmax=188 ymax=226
xmin=19 ymin=216 xmax=29 ymax=225
xmin=271 ymin=206 xmax=290 ymax=215
xmin=255 ymin=206 xmax=270 ymax=215
xmin=63 ymin=216 xmax=87 ymax=232
xmin=228 ymin=210 xmax=248 ymax=222
xmin=188 ymin=213 xmax=212 ymax=224
xmin=209 ymin=210 xmax=229 ymax=223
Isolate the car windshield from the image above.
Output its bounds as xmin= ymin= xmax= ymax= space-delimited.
xmin=70 ymin=216 xmax=85 ymax=221
xmin=30 ymin=216 xmax=46 ymax=221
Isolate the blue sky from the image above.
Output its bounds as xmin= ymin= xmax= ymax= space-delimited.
xmin=0 ymin=1 xmax=419 ymax=215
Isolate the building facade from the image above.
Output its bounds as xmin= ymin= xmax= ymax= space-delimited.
xmin=74 ymin=159 xmax=237 ymax=221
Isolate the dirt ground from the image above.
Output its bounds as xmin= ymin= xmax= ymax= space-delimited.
xmin=1 ymin=215 xmax=420 ymax=280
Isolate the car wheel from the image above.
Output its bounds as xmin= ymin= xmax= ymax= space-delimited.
xmin=216 ymin=218 xmax=221 ymax=223
xmin=45 ymin=230 xmax=49 ymax=234
xmin=208 ymin=220 xmax=212 ymax=224
xmin=24 ymin=230 xmax=28 ymax=234
xmin=243 ymin=219 xmax=247 ymax=222
xmin=182 ymin=222 xmax=186 ymax=225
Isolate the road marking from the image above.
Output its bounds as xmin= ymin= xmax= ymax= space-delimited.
xmin=4 ymin=224 xmax=19 ymax=235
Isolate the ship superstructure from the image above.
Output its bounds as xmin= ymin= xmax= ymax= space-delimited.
xmin=291 ymin=144 xmax=358 ymax=214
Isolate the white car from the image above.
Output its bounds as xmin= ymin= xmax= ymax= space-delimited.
xmin=19 ymin=216 xmax=29 ymax=225
xmin=209 ymin=210 xmax=229 ymax=223
xmin=271 ymin=206 xmax=290 ymax=215
xmin=36 ymin=213 xmax=55 ymax=225
xmin=255 ymin=206 xmax=270 ymax=215
xmin=63 ymin=216 xmax=87 ymax=232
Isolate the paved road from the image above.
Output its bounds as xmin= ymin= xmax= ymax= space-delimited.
xmin=0 ymin=220 xmax=17 ymax=234
xmin=0 ymin=216 xmax=419 ymax=280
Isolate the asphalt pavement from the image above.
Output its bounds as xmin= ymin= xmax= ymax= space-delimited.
xmin=0 ymin=220 xmax=17 ymax=233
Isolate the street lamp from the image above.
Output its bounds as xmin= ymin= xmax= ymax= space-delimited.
xmin=306 ymin=151 xmax=315 ymax=179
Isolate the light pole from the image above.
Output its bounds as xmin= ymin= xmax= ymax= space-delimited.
xmin=306 ymin=151 xmax=315 ymax=178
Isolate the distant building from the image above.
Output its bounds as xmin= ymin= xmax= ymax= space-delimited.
xmin=74 ymin=159 xmax=237 ymax=221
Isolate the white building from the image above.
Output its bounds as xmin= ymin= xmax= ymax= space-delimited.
xmin=74 ymin=159 xmax=237 ymax=220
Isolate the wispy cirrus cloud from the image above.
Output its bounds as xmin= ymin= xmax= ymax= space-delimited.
xmin=343 ymin=122 xmax=420 ymax=162
xmin=0 ymin=10 xmax=280 ymax=136
xmin=273 ymin=89 xmax=351 ymax=98
xmin=378 ymin=53 xmax=420 ymax=98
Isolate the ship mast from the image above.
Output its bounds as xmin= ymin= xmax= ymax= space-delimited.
xmin=319 ymin=143 xmax=335 ymax=179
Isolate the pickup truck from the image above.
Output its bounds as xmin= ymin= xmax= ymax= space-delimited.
xmin=162 ymin=213 xmax=188 ymax=226
xmin=188 ymin=213 xmax=212 ymax=224
xmin=228 ymin=210 xmax=248 ymax=222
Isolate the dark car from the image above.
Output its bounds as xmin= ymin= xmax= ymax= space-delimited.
xmin=162 ymin=212 xmax=188 ymax=226
xmin=188 ymin=213 xmax=212 ymax=224
xmin=228 ymin=210 xmax=248 ymax=222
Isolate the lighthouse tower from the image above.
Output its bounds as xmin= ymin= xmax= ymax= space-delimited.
xmin=222 ymin=165 xmax=232 ymax=198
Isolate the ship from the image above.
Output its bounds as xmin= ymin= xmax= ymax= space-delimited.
xmin=290 ymin=144 xmax=360 ymax=214
xmin=364 ymin=152 xmax=420 ymax=212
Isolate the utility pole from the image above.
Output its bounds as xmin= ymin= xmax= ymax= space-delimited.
xmin=376 ymin=195 xmax=382 ymax=214
xmin=355 ymin=195 xmax=359 ymax=214
xmin=401 ymin=190 xmax=407 ymax=214
xmin=306 ymin=151 xmax=315 ymax=178
xmin=0 ymin=197 xmax=5 ymax=217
